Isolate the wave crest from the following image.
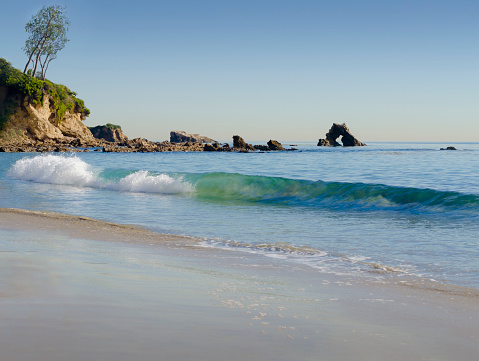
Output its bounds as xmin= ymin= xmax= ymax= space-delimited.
xmin=7 ymin=154 xmax=97 ymax=187
xmin=114 ymin=170 xmax=193 ymax=193
xmin=8 ymin=155 xmax=193 ymax=195
xmin=186 ymin=172 xmax=479 ymax=215
xmin=8 ymin=156 xmax=479 ymax=215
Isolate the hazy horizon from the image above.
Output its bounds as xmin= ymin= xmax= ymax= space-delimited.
xmin=2 ymin=0 xmax=478 ymax=143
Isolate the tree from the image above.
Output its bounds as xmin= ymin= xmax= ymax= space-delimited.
xmin=23 ymin=5 xmax=70 ymax=79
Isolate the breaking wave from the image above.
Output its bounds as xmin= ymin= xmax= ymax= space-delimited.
xmin=7 ymin=154 xmax=193 ymax=194
xmin=8 ymin=155 xmax=479 ymax=216
xmin=7 ymin=153 xmax=97 ymax=187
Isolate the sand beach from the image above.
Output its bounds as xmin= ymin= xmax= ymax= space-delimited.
xmin=1 ymin=208 xmax=478 ymax=361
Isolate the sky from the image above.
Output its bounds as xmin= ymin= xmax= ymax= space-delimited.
xmin=1 ymin=0 xmax=478 ymax=142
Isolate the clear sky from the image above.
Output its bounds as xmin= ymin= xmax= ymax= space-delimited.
xmin=1 ymin=0 xmax=478 ymax=142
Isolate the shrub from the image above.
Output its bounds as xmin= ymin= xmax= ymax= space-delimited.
xmin=106 ymin=123 xmax=121 ymax=129
xmin=0 ymin=58 xmax=90 ymax=123
xmin=0 ymin=58 xmax=43 ymax=104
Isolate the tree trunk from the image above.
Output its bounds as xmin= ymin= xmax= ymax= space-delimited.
xmin=44 ymin=58 xmax=54 ymax=79
xmin=23 ymin=39 xmax=42 ymax=74
xmin=40 ymin=55 xmax=52 ymax=80
xmin=23 ymin=56 xmax=33 ymax=74
xmin=23 ymin=15 xmax=54 ymax=74
xmin=32 ymin=37 xmax=47 ymax=77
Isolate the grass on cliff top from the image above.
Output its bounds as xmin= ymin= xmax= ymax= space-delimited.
xmin=88 ymin=123 xmax=122 ymax=131
xmin=0 ymin=58 xmax=90 ymax=129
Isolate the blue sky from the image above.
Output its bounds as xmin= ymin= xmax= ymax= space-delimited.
xmin=1 ymin=0 xmax=478 ymax=142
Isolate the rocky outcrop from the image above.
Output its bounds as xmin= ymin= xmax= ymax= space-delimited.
xmin=232 ymin=135 xmax=256 ymax=152
xmin=170 ymin=130 xmax=216 ymax=144
xmin=0 ymin=134 xmax=295 ymax=153
xmin=203 ymin=143 xmax=218 ymax=151
xmin=102 ymin=138 xmax=208 ymax=153
xmin=317 ymin=123 xmax=365 ymax=147
xmin=1 ymin=88 xmax=94 ymax=142
xmin=267 ymin=140 xmax=285 ymax=151
xmin=0 ymin=137 xmax=103 ymax=152
xmin=253 ymin=144 xmax=270 ymax=151
xmin=89 ymin=124 xmax=129 ymax=143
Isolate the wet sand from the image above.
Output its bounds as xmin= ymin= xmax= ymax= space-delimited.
xmin=0 ymin=208 xmax=478 ymax=361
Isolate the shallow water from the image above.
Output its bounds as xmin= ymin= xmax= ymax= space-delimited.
xmin=3 ymin=227 xmax=477 ymax=361
xmin=1 ymin=142 xmax=478 ymax=288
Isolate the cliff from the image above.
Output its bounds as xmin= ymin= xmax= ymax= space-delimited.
xmin=0 ymin=58 xmax=93 ymax=142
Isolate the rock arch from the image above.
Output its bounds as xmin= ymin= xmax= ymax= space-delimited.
xmin=317 ymin=123 xmax=365 ymax=147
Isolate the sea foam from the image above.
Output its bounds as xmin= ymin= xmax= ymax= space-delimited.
xmin=7 ymin=154 xmax=97 ymax=187
xmin=8 ymin=155 xmax=193 ymax=194
xmin=112 ymin=170 xmax=193 ymax=194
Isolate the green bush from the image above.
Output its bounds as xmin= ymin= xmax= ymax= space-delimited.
xmin=0 ymin=58 xmax=43 ymax=104
xmin=106 ymin=123 xmax=121 ymax=129
xmin=0 ymin=58 xmax=90 ymax=123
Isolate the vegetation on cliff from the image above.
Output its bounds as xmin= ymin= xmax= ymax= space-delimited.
xmin=104 ymin=123 xmax=122 ymax=130
xmin=0 ymin=58 xmax=90 ymax=134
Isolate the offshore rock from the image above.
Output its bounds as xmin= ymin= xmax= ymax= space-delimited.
xmin=253 ymin=144 xmax=270 ymax=151
xmin=170 ymin=130 xmax=216 ymax=144
xmin=267 ymin=139 xmax=285 ymax=151
xmin=232 ymin=135 xmax=256 ymax=151
xmin=89 ymin=124 xmax=129 ymax=143
xmin=317 ymin=123 xmax=366 ymax=147
xmin=203 ymin=143 xmax=217 ymax=151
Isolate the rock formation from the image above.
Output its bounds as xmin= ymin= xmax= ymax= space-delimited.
xmin=203 ymin=143 xmax=218 ymax=151
xmin=1 ymin=58 xmax=98 ymax=149
xmin=267 ymin=140 xmax=285 ymax=151
xmin=1 ymin=89 xmax=94 ymax=142
xmin=232 ymin=135 xmax=256 ymax=151
xmin=170 ymin=130 xmax=216 ymax=144
xmin=253 ymin=144 xmax=269 ymax=151
xmin=317 ymin=123 xmax=365 ymax=147
xmin=102 ymin=138 xmax=207 ymax=153
xmin=89 ymin=124 xmax=129 ymax=143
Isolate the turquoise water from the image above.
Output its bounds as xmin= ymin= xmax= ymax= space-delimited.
xmin=1 ymin=142 xmax=478 ymax=288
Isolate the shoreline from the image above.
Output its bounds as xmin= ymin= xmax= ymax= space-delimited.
xmin=0 ymin=207 xmax=194 ymax=244
xmin=1 ymin=207 xmax=478 ymax=360
xmin=2 ymin=207 xmax=478 ymax=298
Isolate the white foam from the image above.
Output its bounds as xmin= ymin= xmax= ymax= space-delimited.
xmin=7 ymin=154 xmax=97 ymax=187
xmin=111 ymin=170 xmax=193 ymax=194
xmin=8 ymin=155 xmax=193 ymax=195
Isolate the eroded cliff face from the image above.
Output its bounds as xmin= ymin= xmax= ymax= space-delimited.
xmin=1 ymin=87 xmax=94 ymax=142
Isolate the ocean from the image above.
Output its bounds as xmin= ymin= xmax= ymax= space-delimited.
xmin=1 ymin=141 xmax=478 ymax=289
